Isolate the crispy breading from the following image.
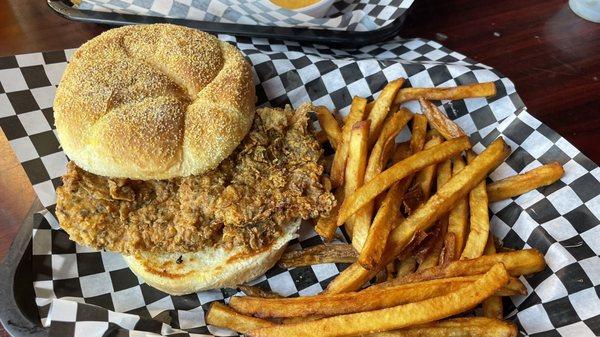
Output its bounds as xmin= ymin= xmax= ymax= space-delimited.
xmin=56 ymin=105 xmax=335 ymax=254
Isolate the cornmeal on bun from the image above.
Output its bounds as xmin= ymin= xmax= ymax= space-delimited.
xmin=54 ymin=24 xmax=334 ymax=295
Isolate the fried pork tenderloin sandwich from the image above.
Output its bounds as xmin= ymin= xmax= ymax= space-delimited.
xmin=53 ymin=24 xmax=334 ymax=295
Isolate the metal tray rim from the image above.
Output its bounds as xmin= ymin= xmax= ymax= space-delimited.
xmin=0 ymin=201 xmax=47 ymax=337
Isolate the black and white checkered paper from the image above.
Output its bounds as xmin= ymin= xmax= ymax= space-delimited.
xmin=0 ymin=36 xmax=599 ymax=337
xmin=77 ymin=0 xmax=413 ymax=31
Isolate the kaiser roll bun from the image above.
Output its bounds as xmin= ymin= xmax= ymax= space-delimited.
xmin=54 ymin=24 xmax=255 ymax=180
xmin=124 ymin=220 xmax=300 ymax=295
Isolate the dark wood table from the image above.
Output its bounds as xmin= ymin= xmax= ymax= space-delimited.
xmin=0 ymin=0 xmax=598 ymax=335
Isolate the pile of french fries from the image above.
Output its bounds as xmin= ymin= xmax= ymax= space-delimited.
xmin=206 ymin=80 xmax=565 ymax=337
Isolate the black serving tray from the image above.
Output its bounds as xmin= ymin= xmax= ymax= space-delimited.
xmin=0 ymin=203 xmax=47 ymax=337
xmin=47 ymin=0 xmax=410 ymax=48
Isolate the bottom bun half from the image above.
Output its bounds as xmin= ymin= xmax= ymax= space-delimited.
xmin=124 ymin=220 xmax=300 ymax=295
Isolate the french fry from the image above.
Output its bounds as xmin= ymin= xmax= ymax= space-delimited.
xmin=426 ymin=128 xmax=442 ymax=140
xmin=409 ymin=114 xmax=428 ymax=154
xmin=315 ymin=188 xmax=344 ymax=241
xmin=358 ymin=182 xmax=406 ymax=270
xmin=315 ymin=106 xmax=342 ymax=149
xmin=206 ymin=302 xmax=274 ymax=334
xmin=439 ymin=232 xmax=457 ymax=266
xmin=238 ymin=285 xmax=282 ymax=299
xmin=446 ymin=155 xmax=469 ymax=257
xmin=401 ymin=187 xmax=424 ymax=215
xmin=366 ymin=109 xmax=414 ymax=182
xmin=482 ymin=293 xmax=504 ymax=320
xmin=381 ymin=136 xmax=397 ymax=169
xmin=484 ymin=235 xmax=497 ymax=256
xmin=383 ymin=138 xmax=508 ymax=259
xmin=230 ymin=274 xmax=523 ymax=318
xmin=315 ymin=130 xmax=329 ymax=145
xmin=411 ymin=136 xmax=443 ymax=199
xmin=378 ymin=141 xmax=415 ymax=212
xmin=343 ymin=121 xmax=370 ymax=250
xmin=365 ymin=101 xmax=374 ymax=115
xmin=278 ymin=244 xmax=358 ymax=268
xmin=437 ymin=158 xmax=452 ymax=188
xmin=396 ymin=256 xmax=417 ymax=277
xmin=461 ymin=151 xmax=490 ymax=260
xmin=418 ymin=93 xmax=473 ymax=260
xmin=253 ymin=83 xmax=553 ymax=336
xmin=318 ymin=216 xmax=411 ymax=294
xmin=394 ymin=82 xmax=497 ymax=105
xmin=419 ymin=98 xmax=466 ymax=140
xmin=390 ymin=142 xmax=412 ymax=165
xmin=413 ymin=226 xmax=441 ymax=265
xmin=369 ymin=317 xmax=517 ymax=337
xmin=416 ymin=221 xmax=446 ymax=271
xmin=280 ymin=315 xmax=323 ymax=324
xmin=386 ymin=263 xmax=396 ymax=281
xmin=392 ymin=119 xmax=429 ymax=214
xmin=352 ymin=109 xmax=412 ymax=253
xmin=417 ymin=248 xmax=440 ymax=271
xmin=325 ymin=138 xmax=510 ymax=294
xmin=330 ymin=96 xmax=368 ymax=187
xmin=436 ymin=158 xmax=455 ymax=266
xmin=374 ymin=268 xmax=388 ymax=284
xmin=487 ymin=162 xmax=564 ymax=202
xmin=401 ymin=114 xmax=429 ymax=209
xmin=482 ymin=236 xmax=504 ymax=319
xmin=353 ymin=109 xmax=413 ymax=251
xmin=367 ymin=79 xmax=405 ymax=147
xmin=482 ymin=292 xmax=504 ymax=320
xmin=337 ymin=137 xmax=471 ymax=227
xmin=379 ymin=249 xmax=543 ymax=288
xmin=247 ymin=264 xmax=510 ymax=337
xmin=280 ymin=317 xmax=308 ymax=324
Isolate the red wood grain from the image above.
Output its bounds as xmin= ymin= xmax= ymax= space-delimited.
xmin=400 ymin=0 xmax=600 ymax=162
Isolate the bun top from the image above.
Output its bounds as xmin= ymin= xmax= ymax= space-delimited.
xmin=54 ymin=24 xmax=256 ymax=180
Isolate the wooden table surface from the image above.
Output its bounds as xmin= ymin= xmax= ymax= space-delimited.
xmin=0 ymin=0 xmax=598 ymax=335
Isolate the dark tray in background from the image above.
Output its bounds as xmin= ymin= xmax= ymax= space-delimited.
xmin=47 ymin=0 xmax=411 ymax=48
xmin=0 ymin=208 xmax=46 ymax=337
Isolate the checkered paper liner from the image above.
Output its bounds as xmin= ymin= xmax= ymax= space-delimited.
xmin=0 ymin=36 xmax=599 ymax=337
xmin=76 ymin=0 xmax=414 ymax=31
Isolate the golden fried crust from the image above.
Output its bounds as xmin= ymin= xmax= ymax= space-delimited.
xmin=56 ymin=106 xmax=336 ymax=255
xmin=54 ymin=24 xmax=255 ymax=180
